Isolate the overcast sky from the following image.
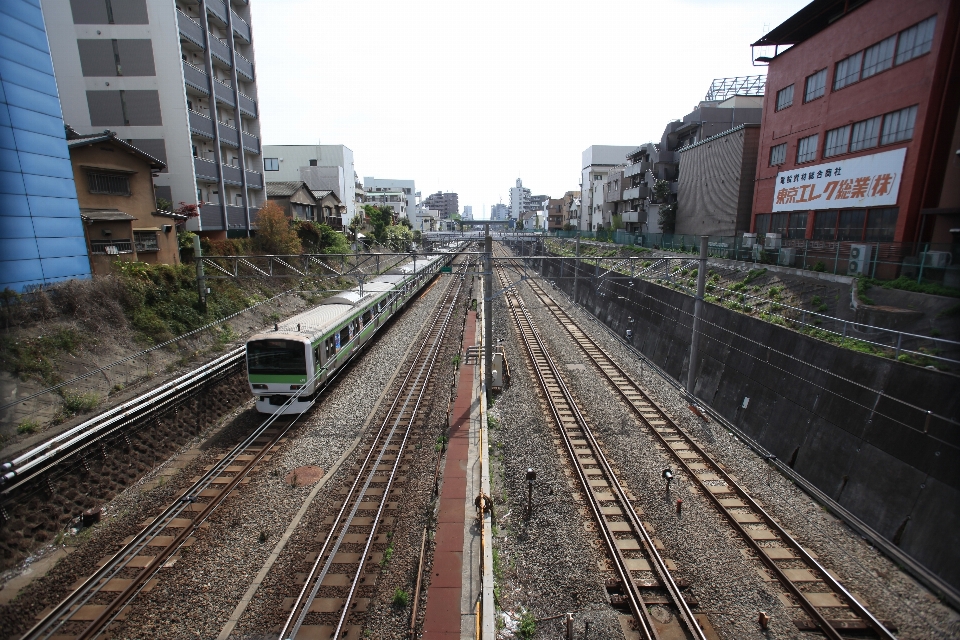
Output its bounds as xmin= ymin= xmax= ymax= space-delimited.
xmin=252 ymin=0 xmax=809 ymax=218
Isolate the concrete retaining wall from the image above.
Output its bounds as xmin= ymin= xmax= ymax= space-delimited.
xmin=535 ymin=253 xmax=960 ymax=592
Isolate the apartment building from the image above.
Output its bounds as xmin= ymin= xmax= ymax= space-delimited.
xmin=462 ymin=205 xmax=473 ymax=220
xmin=579 ymin=145 xmax=634 ymax=231
xmin=262 ymin=144 xmax=356 ymax=226
xmin=752 ymin=0 xmax=958 ymax=267
xmin=490 ymin=203 xmax=509 ymax=221
xmin=0 ymin=0 xmax=92 ymax=292
xmin=41 ymin=0 xmax=266 ymax=238
xmin=422 ymin=191 xmax=459 ymax=219
xmin=363 ymin=177 xmax=418 ymax=219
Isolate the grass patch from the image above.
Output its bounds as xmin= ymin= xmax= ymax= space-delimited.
xmin=17 ymin=419 xmax=39 ymax=434
xmin=518 ymin=610 xmax=536 ymax=639
xmin=862 ymin=276 xmax=959 ymax=298
xmin=392 ymin=588 xmax=409 ymax=608
xmin=0 ymin=327 xmax=83 ymax=384
xmin=61 ymin=391 xmax=99 ymax=414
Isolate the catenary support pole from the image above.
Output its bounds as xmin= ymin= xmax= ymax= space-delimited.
xmin=686 ymin=236 xmax=708 ymax=395
xmin=484 ymin=232 xmax=493 ymax=395
xmin=194 ymin=235 xmax=207 ymax=312
xmin=574 ymin=234 xmax=580 ymax=304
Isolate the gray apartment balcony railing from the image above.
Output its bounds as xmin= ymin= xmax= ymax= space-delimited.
xmin=226 ymin=204 xmax=249 ymax=228
xmin=623 ymin=184 xmax=649 ymax=200
xmin=194 ymin=156 xmax=219 ymax=181
xmin=235 ymin=53 xmax=254 ymax=81
xmin=245 ymin=170 xmax=263 ymax=189
xmin=206 ymin=0 xmax=228 ymax=25
xmin=208 ymin=34 xmax=231 ymax=66
xmin=199 ymin=203 xmax=223 ymax=230
xmin=624 ymin=162 xmax=650 ymax=178
xmin=241 ymin=131 xmax=260 ymax=154
xmin=213 ymin=78 xmax=236 ymax=107
xmin=218 ymin=121 xmax=240 ymax=147
xmin=221 ymin=163 xmax=243 ymax=185
xmin=177 ymin=10 xmax=205 ymax=48
xmin=182 ymin=61 xmax=209 ymax=94
xmin=231 ymin=11 xmax=251 ymax=42
xmin=238 ymin=92 xmax=257 ymax=117
xmin=189 ymin=110 xmax=215 ymax=138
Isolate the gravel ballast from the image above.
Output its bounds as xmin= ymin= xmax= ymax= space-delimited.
xmin=508 ymin=247 xmax=959 ymax=640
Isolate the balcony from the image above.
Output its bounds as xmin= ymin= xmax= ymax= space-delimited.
xmin=182 ymin=61 xmax=209 ymax=94
xmin=177 ymin=10 xmax=205 ymax=48
xmin=208 ymin=34 xmax=231 ymax=66
xmin=218 ymin=121 xmax=240 ymax=147
xmin=199 ymin=203 xmax=223 ymax=230
xmin=221 ymin=162 xmax=243 ymax=185
xmin=206 ymin=0 xmax=228 ymax=25
xmin=623 ymin=185 xmax=649 ymax=200
xmin=622 ymin=211 xmax=646 ymax=224
xmin=189 ymin=110 xmax=215 ymax=138
xmin=194 ymin=156 xmax=218 ymax=181
xmin=624 ymin=162 xmax=649 ymax=178
xmin=231 ymin=11 xmax=251 ymax=42
xmin=245 ymin=170 xmax=263 ymax=189
xmin=242 ymin=131 xmax=260 ymax=154
xmin=235 ymin=53 xmax=254 ymax=81
xmin=226 ymin=204 xmax=250 ymax=228
xmin=213 ymin=78 xmax=235 ymax=107
xmin=238 ymin=92 xmax=257 ymax=117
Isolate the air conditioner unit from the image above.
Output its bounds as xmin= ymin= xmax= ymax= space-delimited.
xmin=742 ymin=233 xmax=757 ymax=248
xmin=778 ymin=247 xmax=796 ymax=266
xmin=764 ymin=233 xmax=781 ymax=250
xmin=848 ymin=244 xmax=873 ymax=276
xmin=923 ymin=251 xmax=953 ymax=268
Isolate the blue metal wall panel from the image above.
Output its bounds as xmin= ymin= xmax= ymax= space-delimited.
xmin=0 ymin=7 xmax=90 ymax=291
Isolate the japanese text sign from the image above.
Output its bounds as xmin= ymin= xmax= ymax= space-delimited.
xmin=772 ymin=148 xmax=905 ymax=212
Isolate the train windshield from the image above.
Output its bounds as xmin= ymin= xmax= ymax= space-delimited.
xmin=247 ymin=339 xmax=307 ymax=375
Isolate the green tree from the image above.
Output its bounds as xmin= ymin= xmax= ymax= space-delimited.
xmin=398 ymin=216 xmax=412 ymax=229
xmin=363 ymin=204 xmax=394 ymax=244
xmin=253 ymin=202 xmax=302 ymax=254
xmin=384 ymin=224 xmax=413 ymax=251
xmin=294 ymin=220 xmax=349 ymax=254
xmin=658 ymin=202 xmax=677 ymax=233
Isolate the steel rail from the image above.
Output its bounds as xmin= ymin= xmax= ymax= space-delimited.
xmin=494 ymin=258 xmax=706 ymax=640
xmin=280 ymin=256 xmax=469 ymax=639
xmin=522 ymin=274 xmax=897 ymax=640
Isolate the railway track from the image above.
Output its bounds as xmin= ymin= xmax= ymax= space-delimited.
xmin=278 ymin=257 xmax=471 ymax=640
xmin=493 ymin=256 xmax=708 ymax=640
xmin=509 ymin=250 xmax=898 ymax=639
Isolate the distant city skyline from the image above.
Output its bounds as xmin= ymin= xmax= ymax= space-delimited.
xmin=251 ymin=0 xmax=809 ymax=218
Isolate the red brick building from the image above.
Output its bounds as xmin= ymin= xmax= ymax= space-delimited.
xmin=750 ymin=0 xmax=959 ymax=274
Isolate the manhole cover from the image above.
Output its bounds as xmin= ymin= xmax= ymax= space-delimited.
xmin=285 ymin=466 xmax=324 ymax=486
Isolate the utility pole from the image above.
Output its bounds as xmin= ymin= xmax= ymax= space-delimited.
xmin=574 ymin=233 xmax=580 ymax=304
xmin=484 ymin=229 xmax=493 ymax=395
xmin=687 ymin=236 xmax=708 ymax=395
xmin=193 ymin=235 xmax=207 ymax=312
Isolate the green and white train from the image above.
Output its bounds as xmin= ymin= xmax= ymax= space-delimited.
xmin=245 ymin=248 xmax=459 ymax=414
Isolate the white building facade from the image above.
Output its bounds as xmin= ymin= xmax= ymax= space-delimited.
xmin=579 ymin=146 xmax=634 ymax=231
xmin=42 ymin=0 xmax=266 ymax=236
xmin=262 ymin=144 xmax=356 ymax=225
xmin=363 ymin=177 xmax=418 ymax=221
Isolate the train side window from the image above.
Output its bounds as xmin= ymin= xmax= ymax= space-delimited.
xmin=363 ymin=310 xmax=372 ymax=324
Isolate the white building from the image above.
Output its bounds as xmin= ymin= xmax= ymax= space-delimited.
xmin=509 ymin=179 xmax=531 ymax=221
xmin=262 ymin=144 xmax=356 ymax=225
xmin=42 ymin=0 xmax=266 ymax=236
xmin=462 ymin=205 xmax=472 ymax=220
xmin=490 ymin=203 xmax=509 ymax=221
xmin=363 ymin=177 xmax=418 ymax=221
xmin=580 ymin=146 xmax=634 ymax=231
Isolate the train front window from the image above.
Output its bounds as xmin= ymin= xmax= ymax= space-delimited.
xmin=247 ymin=339 xmax=307 ymax=375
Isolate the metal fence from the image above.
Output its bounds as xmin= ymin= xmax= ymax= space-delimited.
xmin=543 ymin=231 xmax=959 ymax=288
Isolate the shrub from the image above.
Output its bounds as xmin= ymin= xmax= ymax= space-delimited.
xmin=17 ymin=420 xmax=39 ymax=434
xmin=253 ymin=202 xmax=302 ymax=255
xmin=518 ymin=611 xmax=536 ymax=639
xmin=61 ymin=391 xmax=99 ymax=414
xmin=392 ymin=588 xmax=409 ymax=607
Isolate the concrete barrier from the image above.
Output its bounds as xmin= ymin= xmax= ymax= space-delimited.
xmin=535 ymin=253 xmax=960 ymax=594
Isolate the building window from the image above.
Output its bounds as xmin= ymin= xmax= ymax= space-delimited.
xmin=796 ymin=134 xmax=818 ymax=163
xmin=769 ymin=143 xmax=787 ymax=166
xmin=133 ymin=231 xmax=159 ymax=251
xmin=881 ymin=105 xmax=918 ymax=144
xmin=862 ymin=35 xmax=897 ymax=78
xmin=838 ymin=209 xmax=866 ymax=241
xmin=834 ymin=51 xmax=863 ymax=90
xmin=804 ymin=68 xmax=826 ymax=102
xmin=87 ymin=171 xmax=131 ymax=195
xmin=754 ymin=213 xmax=770 ymax=235
xmin=309 ymin=159 xmax=317 ymax=166
xmin=896 ymin=16 xmax=937 ymax=65
xmin=813 ymin=211 xmax=838 ymax=241
xmin=90 ymin=239 xmax=134 ymax=254
xmin=850 ymin=116 xmax=881 ymax=151
xmin=235 ymin=194 xmax=243 ymax=206
xmin=824 ymin=125 xmax=851 ymax=157
xmin=775 ymin=85 xmax=794 ymax=111
xmin=865 ymin=207 xmax=898 ymax=242
xmin=787 ymin=212 xmax=807 ymax=239
xmin=263 ymin=157 xmax=279 ymax=171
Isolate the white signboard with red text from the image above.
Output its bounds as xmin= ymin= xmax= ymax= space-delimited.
xmin=772 ymin=147 xmax=906 ymax=212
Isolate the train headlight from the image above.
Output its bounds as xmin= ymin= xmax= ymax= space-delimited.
xmin=252 ymin=384 xmax=267 ymax=390
xmin=290 ymin=384 xmax=303 ymax=390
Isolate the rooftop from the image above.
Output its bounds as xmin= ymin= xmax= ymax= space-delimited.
xmin=752 ymin=0 xmax=871 ymax=47
xmin=266 ymin=181 xmax=310 ymax=197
